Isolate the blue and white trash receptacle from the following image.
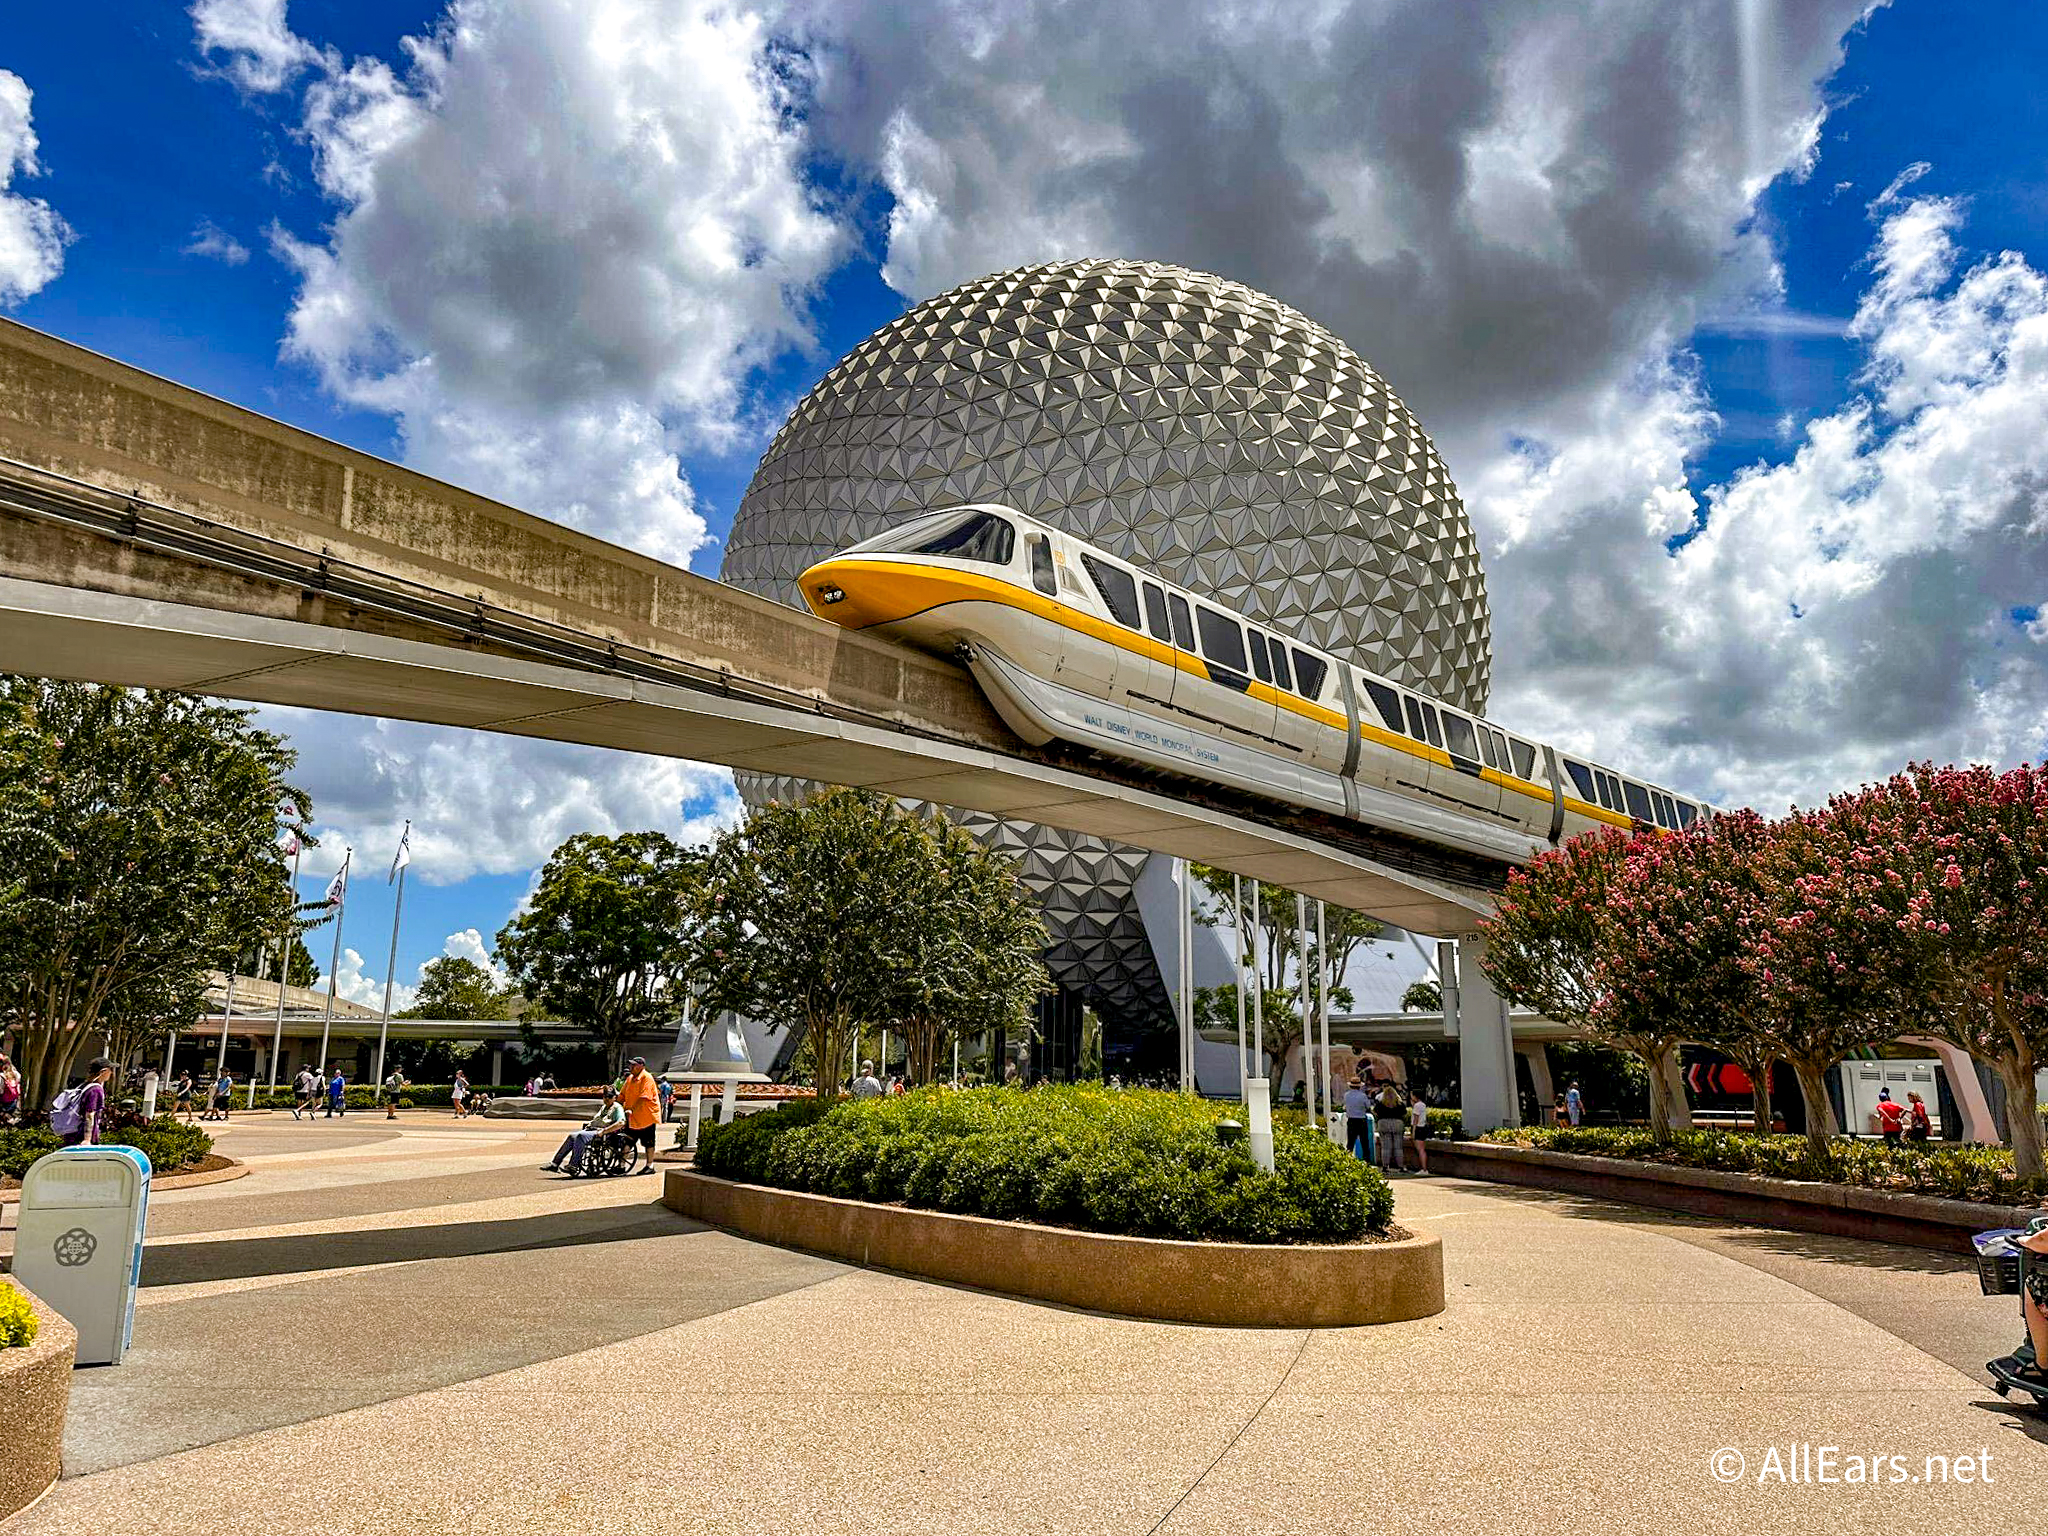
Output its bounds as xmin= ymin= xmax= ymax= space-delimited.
xmin=13 ymin=1145 xmax=151 ymax=1365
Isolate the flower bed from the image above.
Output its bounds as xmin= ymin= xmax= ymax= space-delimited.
xmin=1 ymin=1118 xmax=213 ymax=1181
xmin=697 ymin=1084 xmax=1394 ymax=1244
xmin=1478 ymin=1125 xmax=2047 ymax=1205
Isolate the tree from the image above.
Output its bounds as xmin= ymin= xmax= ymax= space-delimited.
xmin=1480 ymin=828 xmax=1693 ymax=1141
xmin=879 ymin=812 xmax=1049 ymax=1086
xmin=1605 ymin=811 xmax=1778 ymax=1132
xmin=1859 ymin=763 xmax=2048 ymax=1179
xmin=0 ymin=680 xmax=308 ymax=1110
xmin=1399 ymin=979 xmax=1442 ymax=1014
xmin=495 ymin=832 xmax=702 ymax=1076
xmin=402 ymin=955 xmax=514 ymax=1021
xmin=1740 ymin=800 xmax=1928 ymax=1160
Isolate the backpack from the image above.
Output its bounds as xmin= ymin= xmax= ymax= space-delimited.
xmin=49 ymin=1085 xmax=85 ymax=1135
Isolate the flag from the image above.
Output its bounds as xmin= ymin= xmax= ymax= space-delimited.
xmin=277 ymin=827 xmax=300 ymax=858
xmin=389 ymin=822 xmax=412 ymax=883
xmin=324 ymin=849 xmax=351 ymax=909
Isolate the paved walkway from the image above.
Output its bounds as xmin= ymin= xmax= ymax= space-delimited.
xmin=7 ymin=1113 xmax=2047 ymax=1533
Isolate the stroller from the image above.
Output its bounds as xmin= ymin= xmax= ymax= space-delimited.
xmin=1975 ymin=1215 xmax=2048 ymax=1405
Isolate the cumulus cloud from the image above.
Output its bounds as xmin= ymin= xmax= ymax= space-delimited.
xmin=183 ymin=219 xmax=250 ymax=265
xmin=439 ymin=927 xmax=507 ymax=987
xmin=0 ymin=70 xmax=71 ymax=305
xmin=270 ymin=708 xmax=743 ymax=885
xmin=242 ymin=0 xmax=843 ymax=566
xmin=190 ymin=0 xmax=320 ymax=94
xmin=316 ymin=945 xmax=416 ymax=1011
xmin=1481 ymin=190 xmax=2048 ymax=809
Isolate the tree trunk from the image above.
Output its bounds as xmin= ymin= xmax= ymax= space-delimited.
xmin=1993 ymin=1054 xmax=2046 ymax=1181
xmin=1643 ymin=1049 xmax=1674 ymax=1144
xmin=812 ymin=1014 xmax=851 ymax=1100
xmin=1659 ymin=1047 xmax=1693 ymax=1131
xmin=1749 ymin=1062 xmax=1774 ymax=1136
xmin=1790 ymin=1056 xmax=1838 ymax=1163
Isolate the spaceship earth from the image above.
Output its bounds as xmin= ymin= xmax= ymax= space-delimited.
xmin=723 ymin=258 xmax=1490 ymax=1032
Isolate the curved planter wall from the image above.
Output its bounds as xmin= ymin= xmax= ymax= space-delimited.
xmin=665 ymin=1169 xmax=1444 ymax=1326
xmin=0 ymin=1282 xmax=75 ymax=1520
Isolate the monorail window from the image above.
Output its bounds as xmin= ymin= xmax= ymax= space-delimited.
xmin=1623 ymin=781 xmax=1654 ymax=822
xmin=1247 ymin=629 xmax=1272 ymax=683
xmin=1509 ymin=738 xmax=1537 ymax=780
xmin=1487 ymin=728 xmax=1512 ymax=772
xmin=915 ymin=510 xmax=1014 ymax=565
xmin=1365 ymin=679 xmax=1404 ymax=732
xmin=1564 ymin=761 xmax=1596 ymax=801
xmin=1293 ymin=651 xmax=1327 ymax=698
xmin=1675 ymin=800 xmax=1698 ymax=829
xmin=1403 ymin=697 xmax=1428 ymax=742
xmin=1196 ymin=605 xmax=1248 ymax=672
xmin=1080 ymin=553 xmax=1142 ymax=629
xmin=1418 ymin=701 xmax=1444 ymax=749
xmin=1441 ymin=712 xmax=1479 ymax=762
xmin=1268 ymin=638 xmax=1292 ymax=691
xmin=1476 ymin=728 xmax=1500 ymax=771
xmin=1028 ymin=534 xmax=1057 ymax=596
xmin=1167 ymin=593 xmax=1196 ymax=650
xmin=1653 ymin=791 xmax=1677 ymax=829
xmin=1141 ymin=581 xmax=1171 ymax=640
xmin=1595 ymin=773 xmax=1617 ymax=812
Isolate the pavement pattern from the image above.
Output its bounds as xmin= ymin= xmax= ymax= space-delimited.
xmin=5 ymin=1111 xmax=2047 ymax=1533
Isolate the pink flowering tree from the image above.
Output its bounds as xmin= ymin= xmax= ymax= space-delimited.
xmin=1859 ymin=763 xmax=2048 ymax=1179
xmin=1740 ymin=799 xmax=1930 ymax=1162
xmin=1480 ymin=828 xmax=1693 ymax=1141
xmin=1603 ymin=811 xmax=1779 ymax=1132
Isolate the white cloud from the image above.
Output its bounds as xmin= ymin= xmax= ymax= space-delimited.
xmin=268 ymin=707 xmax=742 ymax=884
xmin=315 ymin=945 xmax=417 ymax=1011
xmin=240 ymin=0 xmax=844 ymax=566
xmin=183 ymin=219 xmax=250 ymax=265
xmin=439 ymin=927 xmax=507 ymax=987
xmin=190 ymin=0 xmax=320 ymax=94
xmin=0 ymin=70 xmax=70 ymax=306
xmin=1478 ymin=190 xmax=2048 ymax=809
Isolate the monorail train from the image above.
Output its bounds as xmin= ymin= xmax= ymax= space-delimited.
xmin=797 ymin=504 xmax=1710 ymax=864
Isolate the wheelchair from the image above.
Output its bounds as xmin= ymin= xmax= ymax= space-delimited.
xmin=568 ymin=1130 xmax=635 ymax=1178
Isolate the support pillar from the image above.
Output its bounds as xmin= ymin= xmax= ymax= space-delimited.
xmin=1453 ymin=934 xmax=1520 ymax=1133
xmin=490 ymin=1046 xmax=505 ymax=1088
xmin=1517 ymin=1042 xmax=1554 ymax=1121
xmin=1904 ymin=1036 xmax=2002 ymax=1143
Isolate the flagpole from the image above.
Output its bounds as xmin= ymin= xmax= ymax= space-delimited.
xmin=373 ymin=822 xmax=410 ymax=1093
xmin=317 ymin=849 xmax=350 ymax=1078
xmin=216 ymin=968 xmax=238 ymax=1077
xmin=266 ymin=834 xmax=301 ymax=1103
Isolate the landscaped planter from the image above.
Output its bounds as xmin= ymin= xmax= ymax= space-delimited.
xmin=1430 ymin=1140 xmax=2044 ymax=1251
xmin=0 ymin=1281 xmax=76 ymax=1521
xmin=664 ymin=1168 xmax=1443 ymax=1326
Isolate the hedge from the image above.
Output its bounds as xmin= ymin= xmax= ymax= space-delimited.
xmin=1478 ymin=1125 xmax=2048 ymax=1205
xmin=696 ymin=1084 xmax=1394 ymax=1244
xmin=0 ymin=1280 xmax=35 ymax=1349
xmin=0 ymin=1118 xmax=211 ymax=1179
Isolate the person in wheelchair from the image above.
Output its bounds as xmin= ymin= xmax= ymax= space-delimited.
xmin=542 ymin=1086 xmax=627 ymax=1176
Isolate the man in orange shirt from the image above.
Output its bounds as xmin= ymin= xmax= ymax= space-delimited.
xmin=616 ymin=1056 xmax=661 ymax=1175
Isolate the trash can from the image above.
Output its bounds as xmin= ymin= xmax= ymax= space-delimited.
xmin=12 ymin=1145 xmax=152 ymax=1365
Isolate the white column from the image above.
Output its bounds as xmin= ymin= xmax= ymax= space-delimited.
xmin=686 ymin=1083 xmax=705 ymax=1148
xmin=718 ymin=1078 xmax=738 ymax=1125
xmin=1295 ymin=892 xmax=1313 ymax=1125
xmin=1454 ymin=934 xmax=1520 ymax=1133
xmin=269 ymin=837 xmax=301 ymax=1094
xmin=1249 ymin=882 xmax=1264 ymax=1078
xmin=1179 ymin=858 xmax=1195 ymax=1093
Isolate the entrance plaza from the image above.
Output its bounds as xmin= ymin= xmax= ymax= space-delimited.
xmin=5 ymin=1115 xmax=2044 ymax=1533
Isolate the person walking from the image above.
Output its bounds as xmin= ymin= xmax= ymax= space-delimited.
xmin=382 ymin=1066 xmax=408 ymax=1121
xmin=852 ymin=1060 xmax=884 ymax=1099
xmin=173 ymin=1070 xmax=197 ymax=1124
xmin=615 ymin=1056 xmax=660 ymax=1175
xmin=206 ymin=1068 xmax=233 ymax=1123
xmin=292 ymin=1065 xmax=317 ymax=1121
xmin=1342 ymin=1076 xmax=1373 ymax=1162
xmin=326 ymin=1065 xmax=347 ymax=1118
xmin=1408 ymin=1090 xmax=1431 ymax=1174
xmin=1875 ymin=1086 xmax=1906 ymax=1145
xmin=51 ymin=1058 xmax=115 ymax=1145
xmin=1906 ymin=1090 xmax=1932 ymax=1144
xmin=451 ymin=1069 xmax=470 ymax=1119
xmin=1373 ymin=1080 xmax=1407 ymax=1172
xmin=1564 ymin=1081 xmax=1584 ymax=1127
xmin=542 ymin=1087 xmax=627 ymax=1175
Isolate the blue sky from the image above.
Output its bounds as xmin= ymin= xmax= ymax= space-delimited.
xmin=3 ymin=1 xmax=2047 ymax=1004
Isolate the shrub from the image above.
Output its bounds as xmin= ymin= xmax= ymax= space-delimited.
xmin=1478 ymin=1125 xmax=2048 ymax=1205
xmin=0 ymin=1281 xmax=36 ymax=1349
xmin=107 ymin=1117 xmax=213 ymax=1173
xmin=1426 ymin=1107 xmax=1463 ymax=1140
xmin=0 ymin=1126 xmax=61 ymax=1180
xmin=697 ymin=1085 xmax=1394 ymax=1243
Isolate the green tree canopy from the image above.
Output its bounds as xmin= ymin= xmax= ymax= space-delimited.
xmin=495 ymin=831 xmax=703 ymax=1075
xmin=402 ymin=955 xmax=515 ymax=1021
xmin=0 ymin=679 xmax=308 ymax=1109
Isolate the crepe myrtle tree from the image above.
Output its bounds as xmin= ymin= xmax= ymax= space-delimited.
xmin=1479 ymin=827 xmax=1693 ymax=1142
xmin=880 ymin=811 xmax=1050 ymax=1086
xmin=1860 ymin=763 xmax=2048 ymax=1179
xmin=0 ymin=679 xmax=308 ymax=1111
xmin=1739 ymin=800 xmax=1926 ymax=1162
xmin=1605 ymin=810 xmax=1780 ymax=1133
xmin=688 ymin=788 xmax=946 ymax=1098
xmin=495 ymin=832 xmax=704 ymax=1077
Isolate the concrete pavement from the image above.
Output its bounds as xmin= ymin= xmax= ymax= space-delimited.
xmin=7 ymin=1116 xmax=2046 ymax=1533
